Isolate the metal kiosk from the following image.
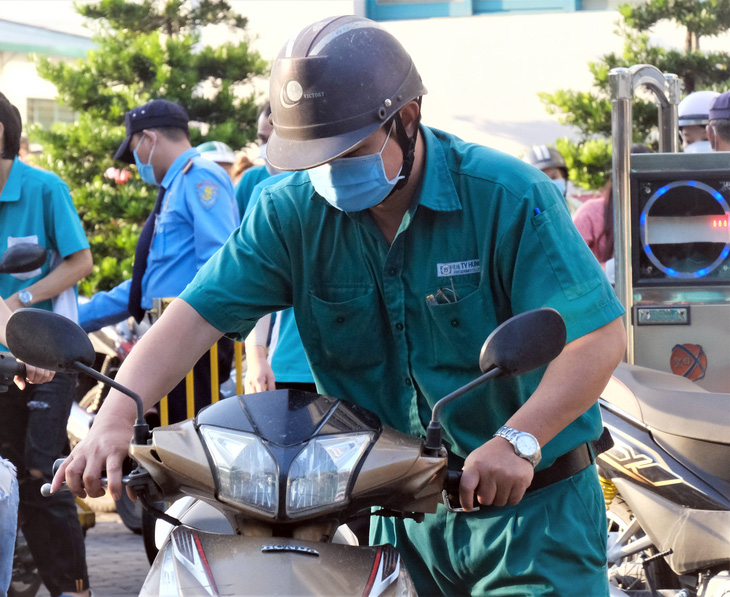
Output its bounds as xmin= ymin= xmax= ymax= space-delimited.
xmin=611 ymin=65 xmax=730 ymax=393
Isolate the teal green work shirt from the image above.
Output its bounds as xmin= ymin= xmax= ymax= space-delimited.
xmin=181 ymin=126 xmax=624 ymax=469
xmin=0 ymin=158 xmax=89 ymax=348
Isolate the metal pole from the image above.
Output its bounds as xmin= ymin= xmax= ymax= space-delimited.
xmin=610 ymin=67 xmax=634 ymax=363
xmin=662 ymin=73 xmax=682 ymax=153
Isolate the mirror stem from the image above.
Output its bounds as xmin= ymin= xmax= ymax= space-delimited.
xmin=72 ymin=361 xmax=150 ymax=445
xmin=424 ymin=367 xmax=501 ymax=456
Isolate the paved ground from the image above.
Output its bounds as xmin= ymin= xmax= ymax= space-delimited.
xmin=37 ymin=512 xmax=150 ymax=597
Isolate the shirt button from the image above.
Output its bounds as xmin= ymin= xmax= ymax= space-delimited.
xmin=405 ymin=378 xmax=412 ymax=386
xmin=451 ymin=319 xmax=459 ymax=327
xmin=388 ymin=267 xmax=397 ymax=276
xmin=336 ymin=316 xmax=345 ymax=324
xmin=395 ymin=323 xmax=404 ymax=331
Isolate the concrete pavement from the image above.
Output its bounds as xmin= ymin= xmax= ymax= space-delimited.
xmin=37 ymin=512 xmax=150 ymax=597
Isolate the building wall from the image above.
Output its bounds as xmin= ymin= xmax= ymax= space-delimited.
xmin=0 ymin=53 xmax=63 ymax=127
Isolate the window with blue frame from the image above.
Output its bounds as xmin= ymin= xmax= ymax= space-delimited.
xmin=366 ymin=0 xmax=622 ymax=21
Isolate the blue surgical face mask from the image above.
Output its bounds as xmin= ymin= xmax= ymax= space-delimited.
xmin=133 ymin=133 xmax=158 ymax=185
xmin=550 ymin=177 xmax=567 ymax=196
xmin=308 ymin=122 xmax=404 ymax=212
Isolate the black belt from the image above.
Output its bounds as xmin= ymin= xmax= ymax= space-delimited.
xmin=446 ymin=427 xmax=612 ymax=495
xmin=527 ymin=443 xmax=593 ymax=492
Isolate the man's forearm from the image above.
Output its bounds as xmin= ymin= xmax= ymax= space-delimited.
xmin=12 ymin=249 xmax=93 ymax=306
xmin=95 ymin=298 xmax=224 ymax=423
xmin=504 ymin=316 xmax=626 ymax=447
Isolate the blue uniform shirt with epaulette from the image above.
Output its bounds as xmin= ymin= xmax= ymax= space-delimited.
xmin=80 ymin=148 xmax=239 ymax=332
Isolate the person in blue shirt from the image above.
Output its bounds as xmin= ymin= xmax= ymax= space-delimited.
xmin=80 ymin=99 xmax=239 ymax=422
xmin=233 ymin=102 xmax=280 ymax=216
xmin=0 ymin=92 xmax=93 ymax=597
xmin=242 ymin=173 xmax=316 ymax=394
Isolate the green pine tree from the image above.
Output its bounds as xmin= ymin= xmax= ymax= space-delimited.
xmin=539 ymin=0 xmax=730 ymax=190
xmin=30 ymin=0 xmax=268 ymax=294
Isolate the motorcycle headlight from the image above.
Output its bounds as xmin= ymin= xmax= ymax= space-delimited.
xmin=286 ymin=433 xmax=373 ymax=517
xmin=200 ymin=426 xmax=278 ymax=516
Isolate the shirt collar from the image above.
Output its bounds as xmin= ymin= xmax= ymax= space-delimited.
xmin=160 ymin=147 xmax=199 ymax=189
xmin=415 ymin=126 xmax=462 ymax=212
xmin=0 ymin=157 xmax=23 ymax=203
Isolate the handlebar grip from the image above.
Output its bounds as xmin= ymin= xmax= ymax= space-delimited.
xmin=0 ymin=352 xmax=25 ymax=379
xmin=52 ymin=458 xmax=66 ymax=477
xmin=445 ymin=470 xmax=480 ymax=510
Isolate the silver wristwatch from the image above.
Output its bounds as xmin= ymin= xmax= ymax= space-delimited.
xmin=18 ymin=290 xmax=33 ymax=307
xmin=494 ymin=426 xmax=542 ymax=467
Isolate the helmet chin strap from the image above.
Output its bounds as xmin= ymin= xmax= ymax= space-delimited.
xmin=392 ymin=99 xmax=422 ymax=192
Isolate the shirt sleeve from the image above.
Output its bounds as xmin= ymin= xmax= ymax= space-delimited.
xmin=180 ymin=185 xmax=294 ymax=340
xmin=496 ymin=181 xmax=624 ymax=343
xmin=185 ymin=170 xmax=239 ymax=270
xmin=78 ymin=279 xmax=132 ymax=332
xmin=45 ymin=179 xmax=90 ymax=258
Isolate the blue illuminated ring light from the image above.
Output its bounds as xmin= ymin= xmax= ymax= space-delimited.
xmin=640 ymin=180 xmax=730 ymax=279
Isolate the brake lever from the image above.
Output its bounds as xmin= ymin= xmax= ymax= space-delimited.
xmin=442 ymin=470 xmax=480 ymax=513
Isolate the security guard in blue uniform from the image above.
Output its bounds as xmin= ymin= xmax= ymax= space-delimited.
xmin=80 ymin=99 xmax=239 ymax=422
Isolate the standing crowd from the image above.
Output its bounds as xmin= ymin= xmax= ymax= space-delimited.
xmin=1 ymin=13 xmax=730 ymax=597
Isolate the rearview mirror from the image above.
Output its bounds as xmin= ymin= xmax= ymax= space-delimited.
xmin=479 ymin=308 xmax=566 ymax=376
xmin=0 ymin=243 xmax=47 ymax=274
xmin=6 ymin=309 xmax=95 ymax=372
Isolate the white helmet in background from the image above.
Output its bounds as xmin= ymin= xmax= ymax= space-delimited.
xmin=197 ymin=141 xmax=236 ymax=165
xmin=678 ymin=91 xmax=720 ymax=153
xmin=678 ymin=90 xmax=720 ymax=127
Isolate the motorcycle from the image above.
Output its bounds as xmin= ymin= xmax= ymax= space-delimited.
xmin=8 ymin=305 xmax=567 ymax=596
xmin=598 ymin=363 xmax=730 ymax=597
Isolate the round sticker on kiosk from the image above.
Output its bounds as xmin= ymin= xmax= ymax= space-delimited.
xmin=639 ymin=180 xmax=730 ymax=280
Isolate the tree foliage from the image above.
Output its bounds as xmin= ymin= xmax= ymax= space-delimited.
xmin=539 ymin=0 xmax=730 ymax=189
xmin=30 ymin=0 xmax=268 ymax=294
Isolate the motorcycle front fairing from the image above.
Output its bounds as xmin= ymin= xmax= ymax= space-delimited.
xmin=130 ymin=389 xmax=446 ymax=528
xmin=140 ymin=528 xmax=417 ymax=597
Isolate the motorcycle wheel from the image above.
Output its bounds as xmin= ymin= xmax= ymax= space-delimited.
xmin=115 ymin=491 xmax=143 ymax=535
xmin=9 ymin=529 xmax=41 ymax=597
xmin=607 ymin=495 xmax=680 ymax=592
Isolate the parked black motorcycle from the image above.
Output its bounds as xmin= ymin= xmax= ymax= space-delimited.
xmin=598 ymin=363 xmax=730 ymax=596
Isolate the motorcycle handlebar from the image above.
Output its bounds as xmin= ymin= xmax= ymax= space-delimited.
xmin=444 ymin=470 xmax=480 ymax=510
xmin=41 ymin=458 xmax=116 ymax=498
xmin=0 ymin=352 xmax=26 ymax=383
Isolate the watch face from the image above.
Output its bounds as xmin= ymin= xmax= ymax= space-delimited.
xmin=515 ymin=434 xmax=538 ymax=456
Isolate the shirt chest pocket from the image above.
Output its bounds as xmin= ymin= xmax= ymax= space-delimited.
xmin=309 ymin=286 xmax=384 ymax=370
xmin=426 ymin=285 xmax=497 ymax=370
xmin=150 ymin=210 xmax=187 ymax=262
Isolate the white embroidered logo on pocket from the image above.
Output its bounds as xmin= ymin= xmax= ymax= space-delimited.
xmin=437 ymin=260 xmax=480 ymax=277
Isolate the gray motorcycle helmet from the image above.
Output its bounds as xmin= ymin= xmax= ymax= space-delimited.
xmin=267 ymin=15 xmax=427 ymax=172
xmin=523 ymin=145 xmax=568 ymax=179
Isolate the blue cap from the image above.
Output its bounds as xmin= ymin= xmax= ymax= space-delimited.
xmin=114 ymin=99 xmax=189 ymax=163
xmin=708 ymin=91 xmax=730 ymax=122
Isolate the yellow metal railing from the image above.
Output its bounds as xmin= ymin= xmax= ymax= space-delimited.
xmin=151 ymin=298 xmax=245 ymax=426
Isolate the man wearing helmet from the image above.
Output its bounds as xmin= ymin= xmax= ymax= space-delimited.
xmin=56 ymin=16 xmax=625 ymax=596
xmin=707 ymin=91 xmax=730 ymax=152
xmin=678 ymin=90 xmax=720 ymax=153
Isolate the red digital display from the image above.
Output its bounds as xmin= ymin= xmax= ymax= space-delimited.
xmin=712 ymin=213 xmax=730 ymax=228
